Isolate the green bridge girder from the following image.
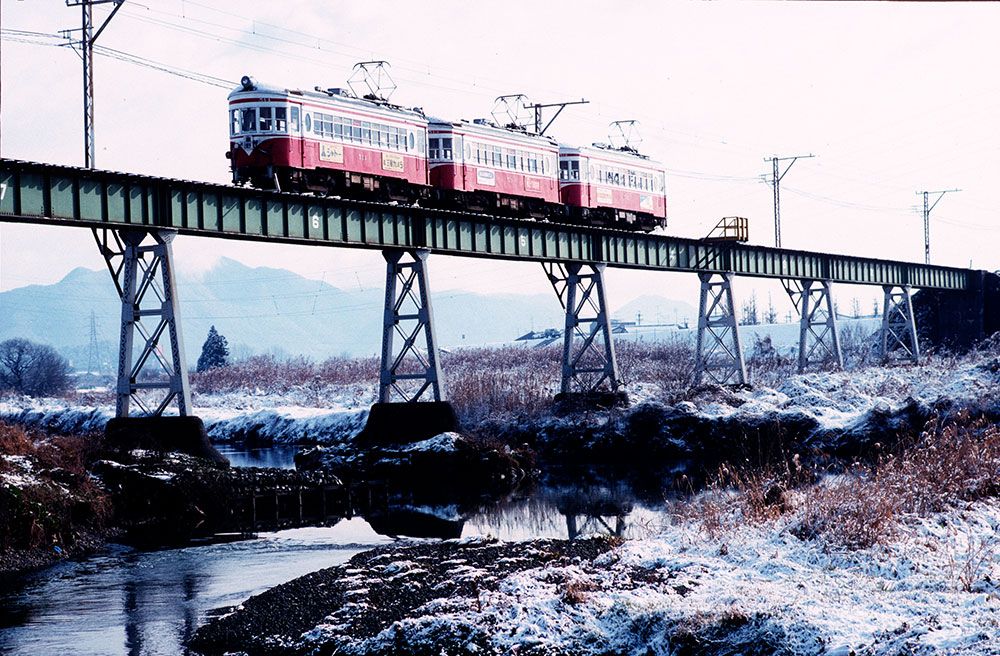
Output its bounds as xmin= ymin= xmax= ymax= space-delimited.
xmin=0 ymin=158 xmax=973 ymax=290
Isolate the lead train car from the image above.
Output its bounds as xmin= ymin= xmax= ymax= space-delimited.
xmin=228 ymin=77 xmax=429 ymax=196
xmin=228 ymin=76 xmax=667 ymax=232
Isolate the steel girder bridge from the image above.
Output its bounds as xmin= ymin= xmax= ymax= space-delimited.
xmin=0 ymin=158 xmax=978 ymax=419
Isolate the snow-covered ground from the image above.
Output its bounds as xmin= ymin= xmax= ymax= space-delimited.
xmin=1 ymin=341 xmax=997 ymax=446
xmin=0 ymin=385 xmax=375 ymax=445
xmin=208 ymin=497 xmax=1000 ymax=655
xmin=692 ymin=349 xmax=999 ymax=433
xmin=358 ymin=500 xmax=1000 ymax=654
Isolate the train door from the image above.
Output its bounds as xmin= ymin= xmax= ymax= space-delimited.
xmin=460 ymin=133 xmax=471 ymax=189
xmin=289 ymin=103 xmax=304 ymax=167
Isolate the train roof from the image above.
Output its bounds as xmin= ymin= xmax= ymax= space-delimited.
xmin=559 ymin=143 xmax=663 ymax=168
xmin=427 ymin=117 xmax=560 ymax=149
xmin=229 ymin=76 xmax=429 ymax=123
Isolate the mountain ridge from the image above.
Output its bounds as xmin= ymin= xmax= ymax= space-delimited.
xmin=0 ymin=259 xmax=696 ymax=367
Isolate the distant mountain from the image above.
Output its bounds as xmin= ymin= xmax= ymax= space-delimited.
xmin=612 ymin=294 xmax=697 ymax=327
xmin=0 ymin=258 xmax=570 ymax=366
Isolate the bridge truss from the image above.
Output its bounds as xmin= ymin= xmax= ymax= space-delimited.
xmin=0 ymin=159 xmax=977 ymax=418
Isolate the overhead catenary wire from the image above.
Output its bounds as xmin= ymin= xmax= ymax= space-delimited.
xmin=2 ymin=3 xmax=996 ymax=268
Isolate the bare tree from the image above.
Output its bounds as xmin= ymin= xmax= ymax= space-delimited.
xmin=764 ymin=292 xmax=779 ymax=325
xmin=740 ymin=292 xmax=759 ymax=326
xmin=0 ymin=339 xmax=72 ymax=397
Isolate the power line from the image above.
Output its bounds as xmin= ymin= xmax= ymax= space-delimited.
xmin=0 ymin=29 xmax=236 ymax=89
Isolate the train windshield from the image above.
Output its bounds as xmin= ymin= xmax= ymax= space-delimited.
xmin=240 ymin=108 xmax=256 ymax=133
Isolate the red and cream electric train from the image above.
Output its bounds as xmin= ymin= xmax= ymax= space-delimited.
xmin=227 ymin=75 xmax=667 ymax=232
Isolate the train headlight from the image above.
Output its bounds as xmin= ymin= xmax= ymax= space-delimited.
xmin=241 ymin=75 xmax=256 ymax=91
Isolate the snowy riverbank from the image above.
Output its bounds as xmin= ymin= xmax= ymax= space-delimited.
xmin=191 ymin=498 xmax=1000 ymax=655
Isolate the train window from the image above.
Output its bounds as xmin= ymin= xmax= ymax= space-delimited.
xmin=559 ymin=160 xmax=569 ymax=181
xmin=507 ymin=152 xmax=517 ymax=170
xmin=429 ymin=138 xmax=440 ymax=159
xmin=465 ymin=143 xmax=471 ymax=160
xmin=304 ymin=113 xmax=312 ymax=132
xmin=290 ymin=107 xmax=300 ymax=132
xmin=241 ymin=107 xmax=256 ymax=133
xmin=352 ymin=120 xmax=362 ymax=143
xmin=259 ymin=107 xmax=273 ymax=132
xmin=408 ymin=132 xmax=415 ymax=151
xmin=442 ymin=137 xmax=453 ymax=160
xmin=314 ymin=113 xmax=333 ymax=138
xmin=361 ymin=122 xmax=371 ymax=145
xmin=570 ymin=160 xmax=580 ymax=181
xmin=527 ymin=153 xmax=538 ymax=173
xmin=231 ymin=109 xmax=241 ymax=136
xmin=275 ymin=108 xmax=287 ymax=132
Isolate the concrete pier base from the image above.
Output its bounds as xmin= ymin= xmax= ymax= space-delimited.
xmin=552 ymin=390 xmax=629 ymax=415
xmin=358 ymin=402 xmax=459 ymax=447
xmin=104 ymin=416 xmax=229 ymax=466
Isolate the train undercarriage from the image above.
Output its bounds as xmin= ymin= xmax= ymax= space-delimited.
xmin=236 ymin=165 xmax=665 ymax=233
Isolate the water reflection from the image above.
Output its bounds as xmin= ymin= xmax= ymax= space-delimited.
xmin=0 ymin=521 xmax=391 ymax=656
xmin=0 ymin=446 xmax=676 ymax=656
xmin=213 ymin=444 xmax=298 ymax=469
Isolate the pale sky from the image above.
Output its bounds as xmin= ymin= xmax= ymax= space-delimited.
xmin=1 ymin=1 xmax=998 ymax=318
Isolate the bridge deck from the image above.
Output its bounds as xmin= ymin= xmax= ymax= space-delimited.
xmin=0 ymin=158 xmax=972 ymax=290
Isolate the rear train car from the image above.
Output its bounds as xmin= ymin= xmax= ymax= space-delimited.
xmin=558 ymin=144 xmax=667 ymax=231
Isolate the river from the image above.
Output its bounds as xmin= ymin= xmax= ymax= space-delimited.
xmin=0 ymin=446 xmax=671 ymax=656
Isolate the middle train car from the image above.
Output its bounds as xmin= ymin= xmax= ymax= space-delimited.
xmin=428 ymin=118 xmax=560 ymax=216
xmin=227 ymin=76 xmax=667 ymax=232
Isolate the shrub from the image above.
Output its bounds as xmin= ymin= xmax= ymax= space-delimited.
xmin=678 ymin=413 xmax=1000 ymax=549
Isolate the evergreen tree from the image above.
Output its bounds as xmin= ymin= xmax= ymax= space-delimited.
xmin=196 ymin=325 xmax=230 ymax=372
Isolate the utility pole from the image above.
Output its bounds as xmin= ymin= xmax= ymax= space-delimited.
xmin=766 ymin=154 xmax=814 ymax=248
xmin=916 ymin=189 xmax=960 ymax=264
xmin=64 ymin=0 xmax=125 ymax=169
xmin=87 ymin=310 xmax=103 ymax=375
xmin=523 ymin=98 xmax=589 ymax=136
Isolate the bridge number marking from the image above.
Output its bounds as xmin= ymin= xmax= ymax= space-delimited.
xmin=311 ymin=214 xmax=321 ymax=230
xmin=0 ymin=183 xmax=7 ymax=201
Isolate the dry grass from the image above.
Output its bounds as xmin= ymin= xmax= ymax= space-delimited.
xmin=191 ymin=354 xmax=380 ymax=395
xmin=0 ymin=422 xmax=110 ymax=552
xmin=676 ymin=412 xmax=1000 ymax=549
